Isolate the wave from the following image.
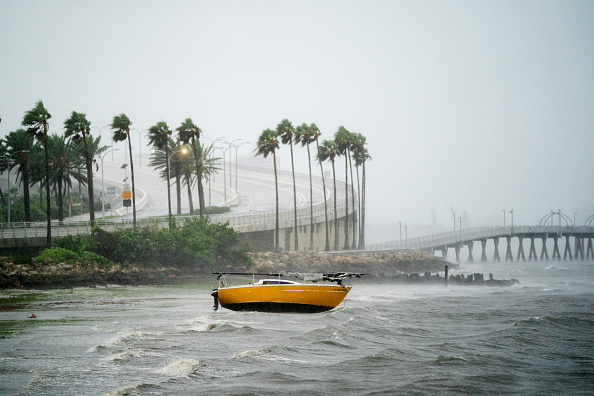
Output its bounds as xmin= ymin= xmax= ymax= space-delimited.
xmin=433 ymin=354 xmax=467 ymax=364
xmin=232 ymin=348 xmax=271 ymax=359
xmin=155 ymin=358 xmax=204 ymax=377
xmin=545 ymin=265 xmax=569 ymax=271
xmin=101 ymin=350 xmax=141 ymax=363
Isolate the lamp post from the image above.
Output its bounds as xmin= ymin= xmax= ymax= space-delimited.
xmin=230 ymin=141 xmax=250 ymax=191
xmin=225 ymin=139 xmax=241 ymax=190
xmin=131 ymin=128 xmax=147 ymax=167
xmin=91 ymin=125 xmax=112 ymax=160
xmin=203 ymin=136 xmax=225 ymax=207
xmin=398 ymin=221 xmax=402 ymax=248
xmin=215 ymin=146 xmax=231 ymax=204
xmin=100 ymin=149 xmax=120 ymax=220
xmin=503 ymin=209 xmax=506 ymax=227
xmin=509 ymin=209 xmax=514 ymax=235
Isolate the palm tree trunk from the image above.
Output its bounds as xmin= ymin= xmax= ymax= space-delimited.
xmin=185 ymin=175 xmax=194 ymax=214
xmin=273 ymin=150 xmax=279 ymax=252
xmin=348 ymin=149 xmax=356 ymax=249
xmin=127 ymin=132 xmax=136 ymax=229
xmin=175 ymin=169 xmax=182 ymax=214
xmin=44 ymin=140 xmax=51 ymax=247
xmin=315 ymin=140 xmax=330 ymax=251
xmin=83 ymin=136 xmax=95 ymax=225
xmin=359 ymin=160 xmax=366 ymax=250
xmin=166 ymin=141 xmax=173 ymax=225
xmin=355 ymin=163 xmax=361 ymax=248
xmin=307 ymin=144 xmax=314 ymax=250
xmin=290 ymin=141 xmax=298 ymax=251
xmin=343 ymin=155 xmax=349 ymax=250
xmin=57 ymin=177 xmax=63 ymax=222
xmin=332 ymin=160 xmax=338 ymax=250
xmin=192 ymin=137 xmax=205 ymax=216
xmin=22 ymin=167 xmax=31 ymax=222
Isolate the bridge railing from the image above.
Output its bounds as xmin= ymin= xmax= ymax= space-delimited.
xmin=365 ymin=225 xmax=594 ymax=251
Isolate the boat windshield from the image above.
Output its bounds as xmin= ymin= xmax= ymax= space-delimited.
xmin=255 ymin=279 xmax=300 ymax=285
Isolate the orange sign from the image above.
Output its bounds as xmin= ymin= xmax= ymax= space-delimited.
xmin=122 ymin=191 xmax=132 ymax=199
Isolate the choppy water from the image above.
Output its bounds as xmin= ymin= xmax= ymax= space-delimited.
xmin=1 ymin=261 xmax=593 ymax=395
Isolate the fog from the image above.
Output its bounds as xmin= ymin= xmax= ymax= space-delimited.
xmin=1 ymin=1 xmax=593 ymax=244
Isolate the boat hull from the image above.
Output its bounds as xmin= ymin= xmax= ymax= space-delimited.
xmin=216 ymin=284 xmax=352 ymax=313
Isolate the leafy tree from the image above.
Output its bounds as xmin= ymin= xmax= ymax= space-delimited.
xmin=44 ymin=134 xmax=85 ymax=221
xmin=110 ymin=114 xmax=136 ymax=228
xmin=277 ymin=118 xmax=299 ymax=250
xmin=255 ymin=128 xmax=280 ymax=251
xmin=22 ymin=100 xmax=52 ymax=247
xmin=317 ymin=139 xmax=339 ymax=250
xmin=148 ymin=121 xmax=173 ymax=224
xmin=150 ymin=138 xmax=185 ymax=214
xmin=2 ymin=129 xmax=35 ymax=221
xmin=64 ymin=111 xmax=95 ymax=224
xmin=177 ymin=119 xmax=205 ymax=216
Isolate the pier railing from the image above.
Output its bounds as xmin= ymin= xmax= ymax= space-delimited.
xmin=365 ymin=225 xmax=594 ymax=251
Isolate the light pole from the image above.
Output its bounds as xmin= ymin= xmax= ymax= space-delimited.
xmin=131 ymin=128 xmax=147 ymax=167
xmin=509 ymin=209 xmax=514 ymax=235
xmin=230 ymin=140 xmax=250 ymax=191
xmin=503 ymin=209 xmax=506 ymax=227
xmin=91 ymin=125 xmax=112 ymax=160
xmin=203 ymin=136 xmax=225 ymax=207
xmin=100 ymin=149 xmax=120 ymax=220
xmin=215 ymin=146 xmax=231 ymax=204
xmin=225 ymin=139 xmax=241 ymax=190
xmin=459 ymin=216 xmax=462 ymax=242
xmin=398 ymin=221 xmax=402 ymax=247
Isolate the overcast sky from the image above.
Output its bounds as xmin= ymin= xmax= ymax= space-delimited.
xmin=1 ymin=0 xmax=593 ymax=241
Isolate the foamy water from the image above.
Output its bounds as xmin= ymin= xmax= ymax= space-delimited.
xmin=1 ymin=262 xmax=593 ymax=395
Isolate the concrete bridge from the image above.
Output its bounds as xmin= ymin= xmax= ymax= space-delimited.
xmin=365 ymin=225 xmax=594 ymax=262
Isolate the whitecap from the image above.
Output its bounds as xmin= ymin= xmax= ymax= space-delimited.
xmin=155 ymin=358 xmax=203 ymax=377
xmin=232 ymin=348 xmax=269 ymax=359
xmin=101 ymin=350 xmax=139 ymax=362
xmin=103 ymin=384 xmax=139 ymax=396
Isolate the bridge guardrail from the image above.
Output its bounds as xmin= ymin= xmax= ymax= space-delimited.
xmin=365 ymin=225 xmax=594 ymax=251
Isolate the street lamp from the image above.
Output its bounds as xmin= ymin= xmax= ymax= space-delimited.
xmin=100 ymin=149 xmax=120 ymax=220
xmin=230 ymin=140 xmax=250 ymax=191
xmin=131 ymin=128 xmax=147 ymax=167
xmin=203 ymin=136 xmax=225 ymax=207
xmin=509 ymin=209 xmax=514 ymax=235
xmin=225 ymin=139 xmax=241 ymax=190
xmin=214 ymin=146 xmax=231 ymax=204
xmin=91 ymin=125 xmax=112 ymax=160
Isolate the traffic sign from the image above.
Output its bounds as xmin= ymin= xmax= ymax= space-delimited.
xmin=122 ymin=191 xmax=132 ymax=199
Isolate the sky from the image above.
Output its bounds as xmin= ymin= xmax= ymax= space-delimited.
xmin=1 ymin=0 xmax=593 ymax=242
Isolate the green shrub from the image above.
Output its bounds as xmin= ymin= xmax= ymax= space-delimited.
xmin=78 ymin=251 xmax=113 ymax=267
xmin=33 ymin=247 xmax=79 ymax=264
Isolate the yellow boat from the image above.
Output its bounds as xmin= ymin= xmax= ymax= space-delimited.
xmin=211 ymin=272 xmax=363 ymax=313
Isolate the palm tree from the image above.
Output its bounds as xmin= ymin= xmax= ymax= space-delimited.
xmin=346 ymin=131 xmax=358 ymax=249
xmin=335 ymin=127 xmax=352 ymax=250
xmin=277 ymin=118 xmax=298 ymax=250
xmin=110 ymin=114 xmax=136 ymax=229
xmin=295 ymin=122 xmax=316 ymax=250
xmin=150 ymin=138 xmax=189 ymax=216
xmin=317 ymin=139 xmax=338 ymax=250
xmin=22 ymin=100 xmax=52 ymax=247
xmin=64 ymin=111 xmax=96 ymax=225
xmin=255 ymin=128 xmax=280 ymax=252
xmin=352 ymin=135 xmax=370 ymax=250
xmin=148 ymin=121 xmax=173 ymax=224
xmin=46 ymin=135 xmax=85 ymax=221
xmin=177 ymin=118 xmax=205 ymax=216
xmin=3 ymin=129 xmax=34 ymax=221
xmin=311 ymin=124 xmax=330 ymax=251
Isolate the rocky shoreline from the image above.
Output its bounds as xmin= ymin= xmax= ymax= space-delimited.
xmin=0 ymin=250 xmax=458 ymax=289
